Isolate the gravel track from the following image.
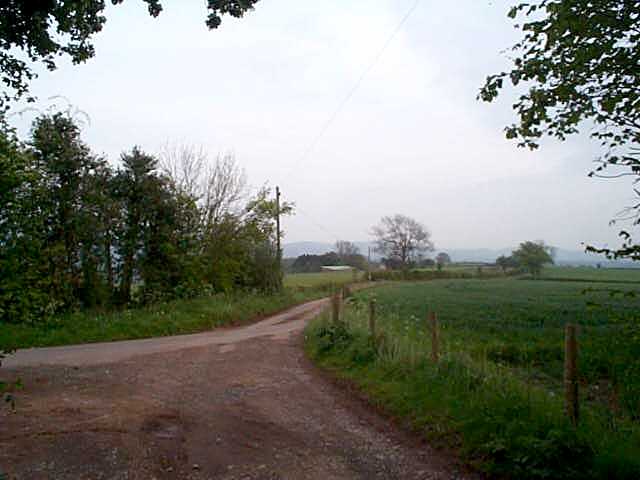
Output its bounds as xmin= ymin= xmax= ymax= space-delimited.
xmin=0 ymin=299 xmax=478 ymax=480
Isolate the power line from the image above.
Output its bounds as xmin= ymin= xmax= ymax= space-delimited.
xmin=280 ymin=0 xmax=421 ymax=182
xmin=295 ymin=206 xmax=342 ymax=241
xmin=279 ymin=1 xmax=421 ymax=246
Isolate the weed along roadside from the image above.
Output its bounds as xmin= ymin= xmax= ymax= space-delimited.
xmin=305 ymin=278 xmax=640 ymax=479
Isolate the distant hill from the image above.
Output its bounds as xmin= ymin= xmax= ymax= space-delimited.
xmin=283 ymin=241 xmax=374 ymax=258
xmin=282 ymin=242 xmax=329 ymax=258
xmin=283 ymin=241 xmax=638 ymax=267
xmin=446 ymin=247 xmax=637 ymax=267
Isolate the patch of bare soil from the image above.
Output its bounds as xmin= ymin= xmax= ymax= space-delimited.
xmin=1 ymin=302 xmax=479 ymax=479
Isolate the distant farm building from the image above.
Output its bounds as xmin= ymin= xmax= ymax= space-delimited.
xmin=321 ymin=266 xmax=354 ymax=272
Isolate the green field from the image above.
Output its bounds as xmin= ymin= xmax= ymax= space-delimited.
xmin=284 ymin=271 xmax=360 ymax=289
xmin=540 ymin=265 xmax=640 ymax=283
xmin=420 ymin=264 xmax=503 ymax=273
xmin=361 ymin=279 xmax=639 ymax=386
xmin=306 ymin=274 xmax=640 ymax=479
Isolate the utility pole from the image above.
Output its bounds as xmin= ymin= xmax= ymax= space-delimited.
xmin=275 ymin=186 xmax=281 ymax=262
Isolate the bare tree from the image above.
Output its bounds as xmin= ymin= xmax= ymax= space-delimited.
xmin=201 ymin=153 xmax=247 ymax=231
xmin=159 ymin=142 xmax=208 ymax=201
xmin=159 ymin=143 xmax=247 ymax=232
xmin=335 ymin=240 xmax=359 ymax=258
xmin=371 ymin=214 xmax=434 ymax=267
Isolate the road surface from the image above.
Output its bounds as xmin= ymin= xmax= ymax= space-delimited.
xmin=1 ymin=298 xmax=477 ymax=479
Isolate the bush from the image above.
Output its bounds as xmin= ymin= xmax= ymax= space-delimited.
xmin=315 ymin=322 xmax=354 ymax=354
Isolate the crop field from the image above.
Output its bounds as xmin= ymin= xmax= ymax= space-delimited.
xmin=306 ymin=274 xmax=640 ymax=479
xmin=361 ymin=279 xmax=640 ymax=388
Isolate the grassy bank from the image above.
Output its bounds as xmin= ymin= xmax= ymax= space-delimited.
xmin=305 ymin=278 xmax=640 ymax=479
xmin=1 ymin=287 xmax=327 ymax=350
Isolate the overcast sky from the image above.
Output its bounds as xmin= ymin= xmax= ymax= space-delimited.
xmin=10 ymin=0 xmax=636 ymax=251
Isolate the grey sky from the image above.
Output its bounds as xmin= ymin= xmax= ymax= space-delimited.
xmin=10 ymin=0 xmax=635 ymax=251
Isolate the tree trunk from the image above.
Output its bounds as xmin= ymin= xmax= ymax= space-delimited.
xmin=105 ymin=232 xmax=114 ymax=297
xmin=120 ymin=250 xmax=134 ymax=304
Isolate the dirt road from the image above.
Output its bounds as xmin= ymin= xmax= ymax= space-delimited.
xmin=1 ymin=299 xmax=477 ymax=479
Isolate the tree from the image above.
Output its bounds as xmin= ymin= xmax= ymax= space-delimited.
xmin=512 ymin=241 xmax=554 ymax=276
xmin=114 ymin=147 xmax=168 ymax=303
xmin=371 ymin=215 xmax=434 ymax=268
xmin=75 ymin=157 xmax=119 ymax=307
xmin=240 ymin=186 xmax=294 ymax=292
xmin=1 ymin=110 xmax=297 ymax=321
xmin=160 ymin=143 xmax=209 ymax=202
xmin=159 ymin=143 xmax=292 ymax=294
xmin=200 ymin=154 xmax=247 ymax=233
xmin=435 ymin=252 xmax=451 ymax=268
xmin=496 ymin=254 xmax=519 ymax=273
xmin=480 ymin=1 xmax=640 ymax=260
xmin=1 ymin=112 xmax=116 ymax=318
xmin=381 ymin=256 xmax=405 ymax=271
xmin=2 ymin=112 xmax=121 ymax=320
xmin=334 ymin=240 xmax=367 ymax=270
xmin=0 ymin=1 xmax=258 ymax=111
xmin=30 ymin=113 xmax=106 ymax=309
xmin=335 ymin=240 xmax=359 ymax=258
xmin=291 ymin=252 xmax=340 ymax=273
xmin=418 ymin=257 xmax=436 ymax=268
xmin=160 ymin=145 xmax=247 ymax=232
xmin=0 ymin=129 xmax=53 ymax=323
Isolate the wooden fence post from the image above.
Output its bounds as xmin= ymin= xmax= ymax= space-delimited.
xmin=429 ymin=311 xmax=440 ymax=363
xmin=331 ymin=290 xmax=341 ymax=324
xmin=369 ymin=299 xmax=376 ymax=337
xmin=564 ymin=324 xmax=579 ymax=426
xmin=343 ymin=284 xmax=351 ymax=299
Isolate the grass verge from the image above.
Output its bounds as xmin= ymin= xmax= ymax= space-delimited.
xmin=1 ymin=287 xmax=329 ymax=350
